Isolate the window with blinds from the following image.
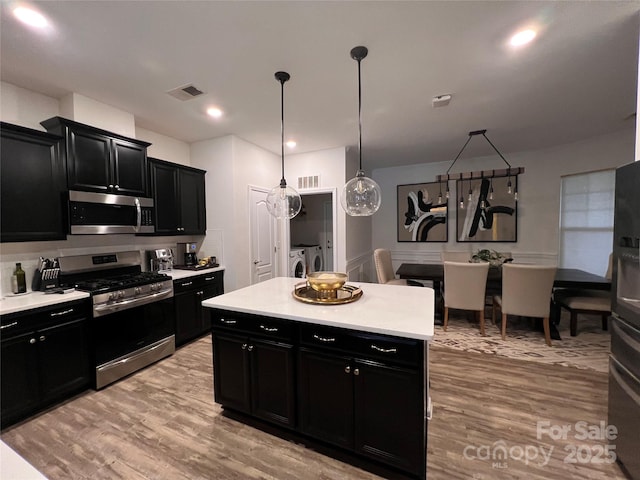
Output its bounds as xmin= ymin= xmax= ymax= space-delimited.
xmin=559 ymin=169 xmax=615 ymax=276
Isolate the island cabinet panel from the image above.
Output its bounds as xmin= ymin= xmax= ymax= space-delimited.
xmin=353 ymin=359 xmax=424 ymax=473
xmin=211 ymin=312 xmax=296 ymax=428
xmin=298 ymin=349 xmax=354 ymax=448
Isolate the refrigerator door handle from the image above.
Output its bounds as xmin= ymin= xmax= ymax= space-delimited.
xmin=610 ymin=356 xmax=640 ymax=406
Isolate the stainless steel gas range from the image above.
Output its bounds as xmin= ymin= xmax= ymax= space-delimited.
xmin=59 ymin=251 xmax=175 ymax=389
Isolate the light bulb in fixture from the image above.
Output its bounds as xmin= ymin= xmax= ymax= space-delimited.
xmin=266 ymin=71 xmax=301 ymax=219
xmin=445 ymin=183 xmax=450 ymax=199
xmin=507 ymin=177 xmax=513 ymax=194
xmin=341 ymin=45 xmax=381 ymax=216
xmin=514 ymin=190 xmax=519 ymax=201
xmin=489 ymin=177 xmax=494 ymax=200
xmin=459 ymin=196 xmax=465 ymax=209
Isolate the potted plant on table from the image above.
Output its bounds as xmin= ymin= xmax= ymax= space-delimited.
xmin=471 ymin=249 xmax=513 ymax=268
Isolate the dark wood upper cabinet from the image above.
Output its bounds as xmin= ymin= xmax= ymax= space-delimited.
xmin=0 ymin=122 xmax=67 ymax=242
xmin=149 ymin=158 xmax=206 ymax=235
xmin=41 ymin=116 xmax=150 ymax=197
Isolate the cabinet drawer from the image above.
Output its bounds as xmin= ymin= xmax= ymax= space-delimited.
xmin=1 ymin=300 xmax=90 ymax=338
xmin=355 ymin=333 xmax=422 ymax=367
xmin=211 ymin=311 xmax=293 ymax=342
xmin=300 ymin=324 xmax=358 ymax=353
xmin=173 ymin=271 xmax=223 ymax=295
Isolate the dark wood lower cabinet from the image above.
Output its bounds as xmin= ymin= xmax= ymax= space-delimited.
xmin=1 ymin=300 xmax=91 ymax=427
xmin=174 ymin=271 xmax=224 ymax=346
xmin=213 ymin=332 xmax=296 ymax=428
xmin=211 ymin=310 xmax=427 ymax=479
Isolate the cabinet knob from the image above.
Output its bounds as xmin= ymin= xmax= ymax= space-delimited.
xmin=247 ymin=345 xmax=254 ymax=352
xmin=39 ymin=335 xmax=46 ymax=342
xmin=114 ymin=184 xmax=120 ymax=190
xmin=30 ymin=338 xmax=36 ymax=344
xmin=344 ymin=366 xmax=351 ymax=374
xmin=353 ymin=368 xmax=360 ymax=376
xmin=109 ymin=184 xmax=114 ymax=189
xmin=241 ymin=343 xmax=247 ymax=350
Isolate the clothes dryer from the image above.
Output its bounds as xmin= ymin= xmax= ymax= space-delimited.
xmin=304 ymin=245 xmax=324 ymax=273
xmin=289 ymin=248 xmax=306 ymax=278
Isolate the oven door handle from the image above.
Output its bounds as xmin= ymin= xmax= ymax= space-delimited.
xmin=134 ymin=197 xmax=141 ymax=233
xmin=93 ymin=289 xmax=173 ymax=316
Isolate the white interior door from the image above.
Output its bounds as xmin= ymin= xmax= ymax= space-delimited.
xmin=250 ymin=187 xmax=276 ymax=284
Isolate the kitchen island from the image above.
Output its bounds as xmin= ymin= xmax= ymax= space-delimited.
xmin=202 ymin=277 xmax=434 ymax=479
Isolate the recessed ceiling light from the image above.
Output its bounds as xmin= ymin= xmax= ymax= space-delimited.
xmin=13 ymin=6 xmax=48 ymax=28
xmin=206 ymin=107 xmax=223 ymax=118
xmin=286 ymin=140 xmax=297 ymax=149
xmin=510 ymin=29 xmax=537 ymax=47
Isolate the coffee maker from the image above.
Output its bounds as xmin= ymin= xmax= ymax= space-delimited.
xmin=176 ymin=242 xmax=198 ymax=266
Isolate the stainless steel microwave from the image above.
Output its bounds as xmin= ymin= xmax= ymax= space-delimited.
xmin=68 ymin=190 xmax=154 ymax=234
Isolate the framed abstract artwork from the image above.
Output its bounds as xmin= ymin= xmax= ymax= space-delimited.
xmin=456 ymin=176 xmax=517 ymax=242
xmin=397 ymin=182 xmax=448 ymax=242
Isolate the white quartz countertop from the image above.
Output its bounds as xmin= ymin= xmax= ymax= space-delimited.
xmin=0 ymin=441 xmax=48 ymax=479
xmin=0 ymin=290 xmax=90 ymax=316
xmin=165 ymin=266 xmax=225 ymax=281
xmin=202 ymin=277 xmax=434 ymax=341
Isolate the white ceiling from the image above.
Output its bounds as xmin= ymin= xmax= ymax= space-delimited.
xmin=1 ymin=1 xmax=638 ymax=170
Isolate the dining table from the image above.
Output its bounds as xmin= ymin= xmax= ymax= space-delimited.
xmin=396 ymin=262 xmax=611 ymax=339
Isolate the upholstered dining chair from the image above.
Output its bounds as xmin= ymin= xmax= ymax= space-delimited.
xmin=373 ymin=248 xmax=422 ymax=286
xmin=553 ymin=253 xmax=612 ymax=336
xmin=443 ymin=261 xmax=490 ymax=335
xmin=492 ymin=264 xmax=557 ymax=346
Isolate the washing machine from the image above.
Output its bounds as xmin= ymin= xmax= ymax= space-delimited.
xmin=304 ymin=245 xmax=324 ymax=273
xmin=289 ymin=248 xmax=306 ymax=278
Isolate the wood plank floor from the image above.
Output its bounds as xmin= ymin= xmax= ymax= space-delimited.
xmin=1 ymin=335 xmax=626 ymax=480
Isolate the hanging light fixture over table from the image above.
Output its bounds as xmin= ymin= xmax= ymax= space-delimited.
xmin=436 ymin=129 xmax=524 ymax=209
xmin=340 ymin=46 xmax=382 ymax=216
xmin=266 ymin=71 xmax=302 ymax=219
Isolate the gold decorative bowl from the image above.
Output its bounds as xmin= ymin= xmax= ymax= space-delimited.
xmin=306 ymin=272 xmax=348 ymax=298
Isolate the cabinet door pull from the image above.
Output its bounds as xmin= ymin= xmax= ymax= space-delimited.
xmin=0 ymin=321 xmax=18 ymax=330
xmin=313 ymin=334 xmax=336 ymax=343
xmin=51 ymin=308 xmax=74 ymax=317
xmin=371 ymin=344 xmax=397 ymax=354
xmin=220 ymin=318 xmax=236 ymax=325
xmin=353 ymin=368 xmax=360 ymax=376
xmin=205 ymin=277 xmax=216 ymax=281
xmin=260 ymin=325 xmax=279 ymax=333
xmin=344 ymin=366 xmax=351 ymax=374
xmin=247 ymin=345 xmax=254 ymax=352
xmin=181 ymin=281 xmax=193 ymax=287
xmin=29 ymin=338 xmax=36 ymax=344
xmin=39 ymin=335 xmax=46 ymax=342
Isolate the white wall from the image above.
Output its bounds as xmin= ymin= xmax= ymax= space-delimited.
xmin=372 ymin=127 xmax=636 ymax=269
xmin=137 ymin=127 xmax=190 ymax=166
xmin=0 ymin=82 xmax=59 ymax=130
xmin=59 ymin=93 xmax=136 ymax=137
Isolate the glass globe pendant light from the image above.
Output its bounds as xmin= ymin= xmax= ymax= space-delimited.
xmin=266 ymin=71 xmax=302 ymax=219
xmin=340 ymin=46 xmax=382 ymax=217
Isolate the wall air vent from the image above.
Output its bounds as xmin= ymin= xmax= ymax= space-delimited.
xmin=298 ymin=175 xmax=320 ymax=189
xmin=167 ymin=84 xmax=205 ymax=101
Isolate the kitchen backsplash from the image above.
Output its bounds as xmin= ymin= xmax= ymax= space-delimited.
xmin=0 ymin=230 xmax=224 ymax=297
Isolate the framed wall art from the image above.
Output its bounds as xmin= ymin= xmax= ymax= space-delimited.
xmin=456 ymin=176 xmax=517 ymax=242
xmin=397 ymin=182 xmax=448 ymax=242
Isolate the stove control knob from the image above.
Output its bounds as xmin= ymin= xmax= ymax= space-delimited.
xmin=118 ymin=290 xmax=126 ymax=299
xmin=150 ymin=283 xmax=156 ymax=292
xmin=134 ymin=287 xmax=142 ymax=295
xmin=109 ymin=292 xmax=117 ymax=301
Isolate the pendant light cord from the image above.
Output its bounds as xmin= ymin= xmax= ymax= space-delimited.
xmin=275 ymin=71 xmax=290 ymax=188
xmin=357 ymin=55 xmax=363 ymax=171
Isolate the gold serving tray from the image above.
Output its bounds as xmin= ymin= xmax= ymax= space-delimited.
xmin=293 ymin=282 xmax=363 ymax=305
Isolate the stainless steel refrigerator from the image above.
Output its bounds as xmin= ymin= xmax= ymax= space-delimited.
xmin=609 ymin=160 xmax=640 ymax=479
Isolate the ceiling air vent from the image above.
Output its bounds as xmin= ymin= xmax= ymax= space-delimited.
xmin=167 ymin=84 xmax=205 ymax=101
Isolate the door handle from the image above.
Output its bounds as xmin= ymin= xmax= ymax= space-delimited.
xmin=253 ymin=260 xmax=260 ymax=265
